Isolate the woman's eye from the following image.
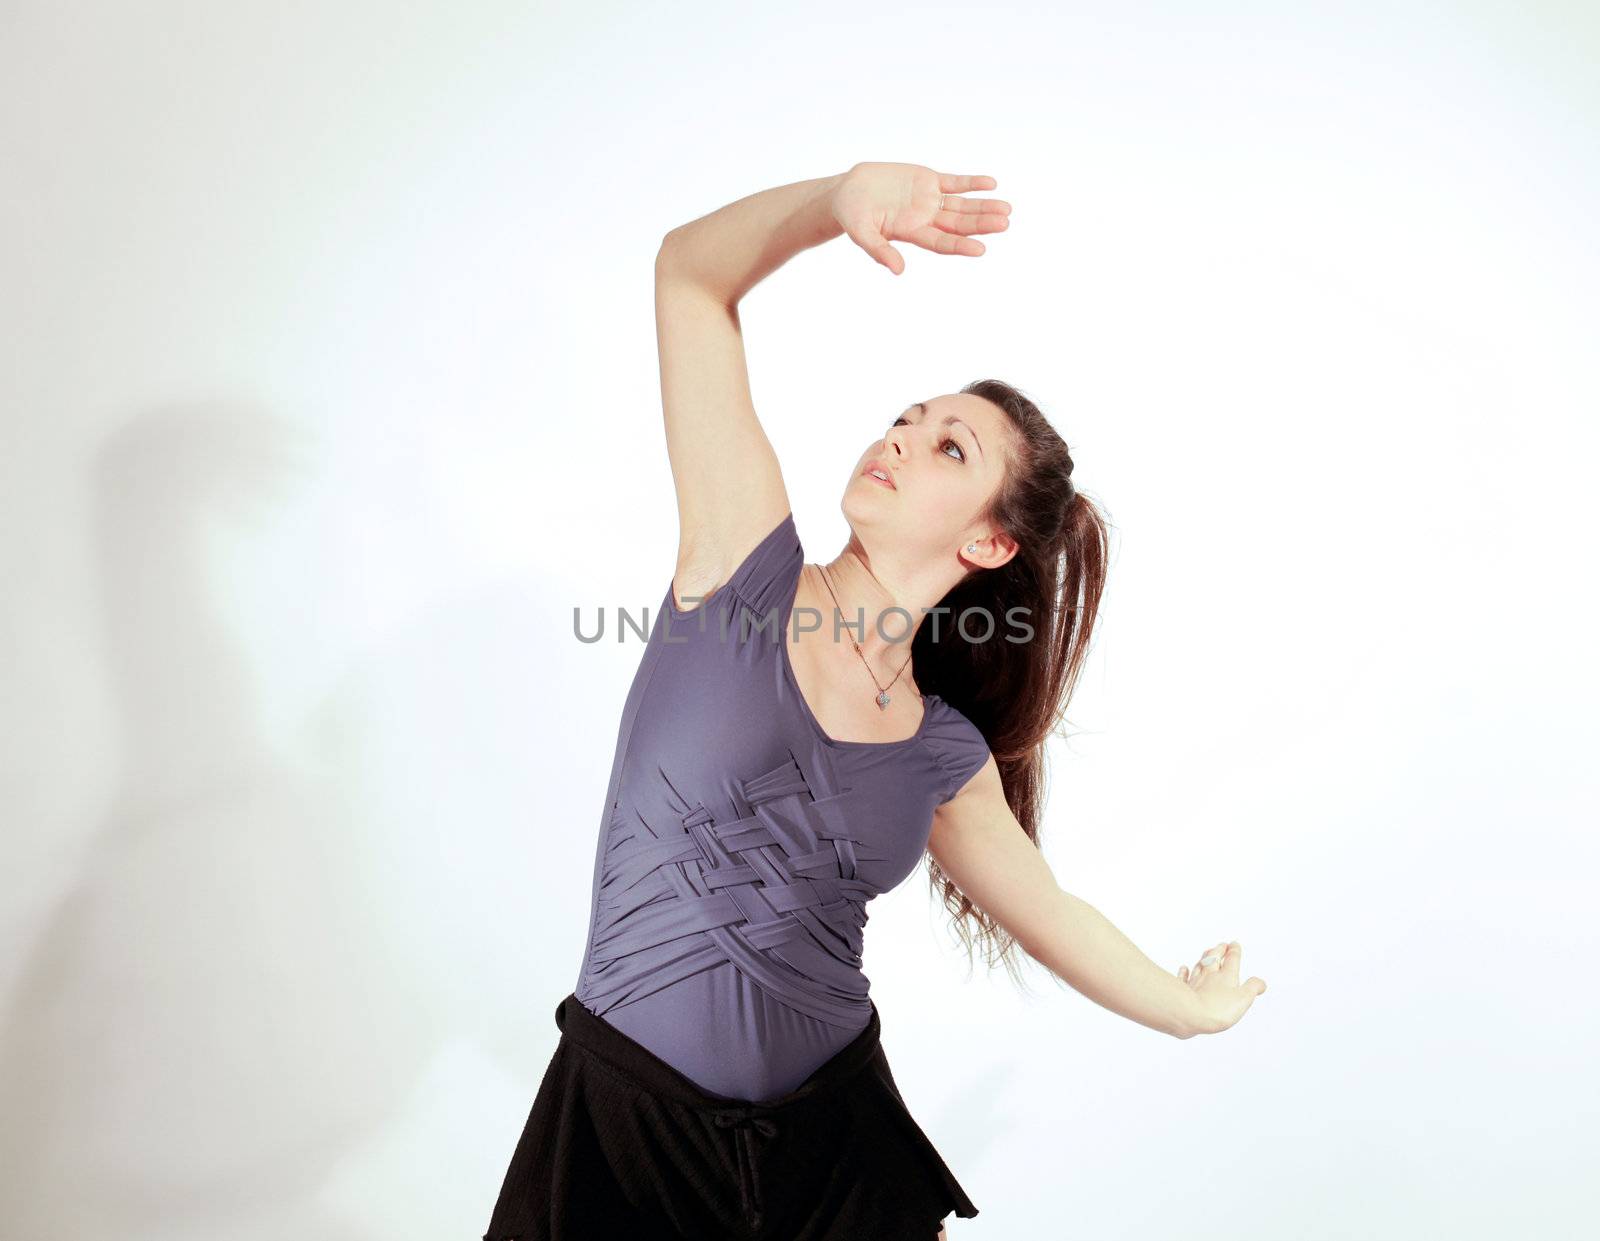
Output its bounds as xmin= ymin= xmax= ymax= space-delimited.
xmin=890 ymin=416 xmax=964 ymax=463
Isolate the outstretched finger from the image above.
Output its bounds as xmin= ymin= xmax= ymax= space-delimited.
xmin=905 ymin=224 xmax=985 ymax=257
xmin=938 ymin=173 xmax=999 ymax=194
xmin=935 ymin=208 xmax=1011 ymax=236
xmin=936 ymin=196 xmax=1012 ymax=221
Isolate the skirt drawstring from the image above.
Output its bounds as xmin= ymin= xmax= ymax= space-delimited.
xmin=712 ymin=1107 xmax=780 ymax=1231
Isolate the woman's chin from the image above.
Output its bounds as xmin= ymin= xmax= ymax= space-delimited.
xmin=842 ymin=483 xmax=898 ymax=522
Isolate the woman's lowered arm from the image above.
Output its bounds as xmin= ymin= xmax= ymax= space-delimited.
xmin=926 ymin=758 xmax=1268 ymax=1040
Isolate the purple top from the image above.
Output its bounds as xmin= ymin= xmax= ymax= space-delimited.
xmin=573 ymin=511 xmax=992 ymax=1102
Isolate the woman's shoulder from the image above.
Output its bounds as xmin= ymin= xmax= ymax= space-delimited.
xmin=670 ymin=509 xmax=801 ymax=621
xmin=918 ymin=694 xmax=993 ymax=802
xmin=724 ymin=509 xmax=802 ymax=617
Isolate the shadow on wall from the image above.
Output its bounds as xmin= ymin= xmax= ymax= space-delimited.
xmin=0 ymin=405 xmax=435 ymax=1241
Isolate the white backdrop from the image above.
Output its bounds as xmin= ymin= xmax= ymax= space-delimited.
xmin=3 ymin=2 xmax=1596 ymax=1238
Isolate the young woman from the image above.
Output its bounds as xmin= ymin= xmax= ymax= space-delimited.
xmin=482 ymin=161 xmax=1268 ymax=1241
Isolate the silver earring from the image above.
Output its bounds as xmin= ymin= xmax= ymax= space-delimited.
xmin=965 ymin=544 xmax=977 ymax=554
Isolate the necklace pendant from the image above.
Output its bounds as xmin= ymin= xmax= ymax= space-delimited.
xmin=876 ymin=690 xmax=891 ymax=710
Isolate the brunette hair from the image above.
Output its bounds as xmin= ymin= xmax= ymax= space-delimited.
xmin=911 ymin=379 xmax=1111 ymax=989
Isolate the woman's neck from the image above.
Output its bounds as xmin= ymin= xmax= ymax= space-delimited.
xmin=804 ymin=539 xmax=944 ymax=681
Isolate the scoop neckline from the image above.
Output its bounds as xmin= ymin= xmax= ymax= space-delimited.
xmin=776 ymin=568 xmax=937 ymax=751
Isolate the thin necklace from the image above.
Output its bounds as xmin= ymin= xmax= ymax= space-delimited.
xmin=817 ymin=563 xmax=920 ymax=711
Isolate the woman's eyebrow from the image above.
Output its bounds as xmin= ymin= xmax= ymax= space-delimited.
xmin=908 ymin=401 xmax=984 ymax=461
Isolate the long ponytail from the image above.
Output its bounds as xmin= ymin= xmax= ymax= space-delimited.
xmin=911 ymin=379 xmax=1111 ymax=987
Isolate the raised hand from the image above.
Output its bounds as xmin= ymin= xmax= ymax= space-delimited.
xmin=829 ymin=161 xmax=1012 ymax=275
xmin=1178 ymin=941 xmax=1268 ymax=1034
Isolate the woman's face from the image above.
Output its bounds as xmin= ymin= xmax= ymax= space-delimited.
xmin=843 ymin=393 xmax=1012 ymax=560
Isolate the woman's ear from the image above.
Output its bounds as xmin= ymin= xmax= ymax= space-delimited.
xmin=964 ymin=531 xmax=1018 ymax=570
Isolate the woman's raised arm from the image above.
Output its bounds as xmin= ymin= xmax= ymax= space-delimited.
xmin=654 ymin=172 xmax=846 ymax=602
xmin=658 ymin=171 xmax=849 ymax=307
xmin=654 ymin=163 xmax=1010 ymax=604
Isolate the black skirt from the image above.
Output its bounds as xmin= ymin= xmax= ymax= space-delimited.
xmin=481 ymin=992 xmax=980 ymax=1241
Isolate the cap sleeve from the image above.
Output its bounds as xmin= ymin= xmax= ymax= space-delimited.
xmin=725 ymin=510 xmax=803 ymax=620
xmin=922 ymin=701 xmax=993 ymax=804
xmin=664 ymin=510 xmax=801 ymax=623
